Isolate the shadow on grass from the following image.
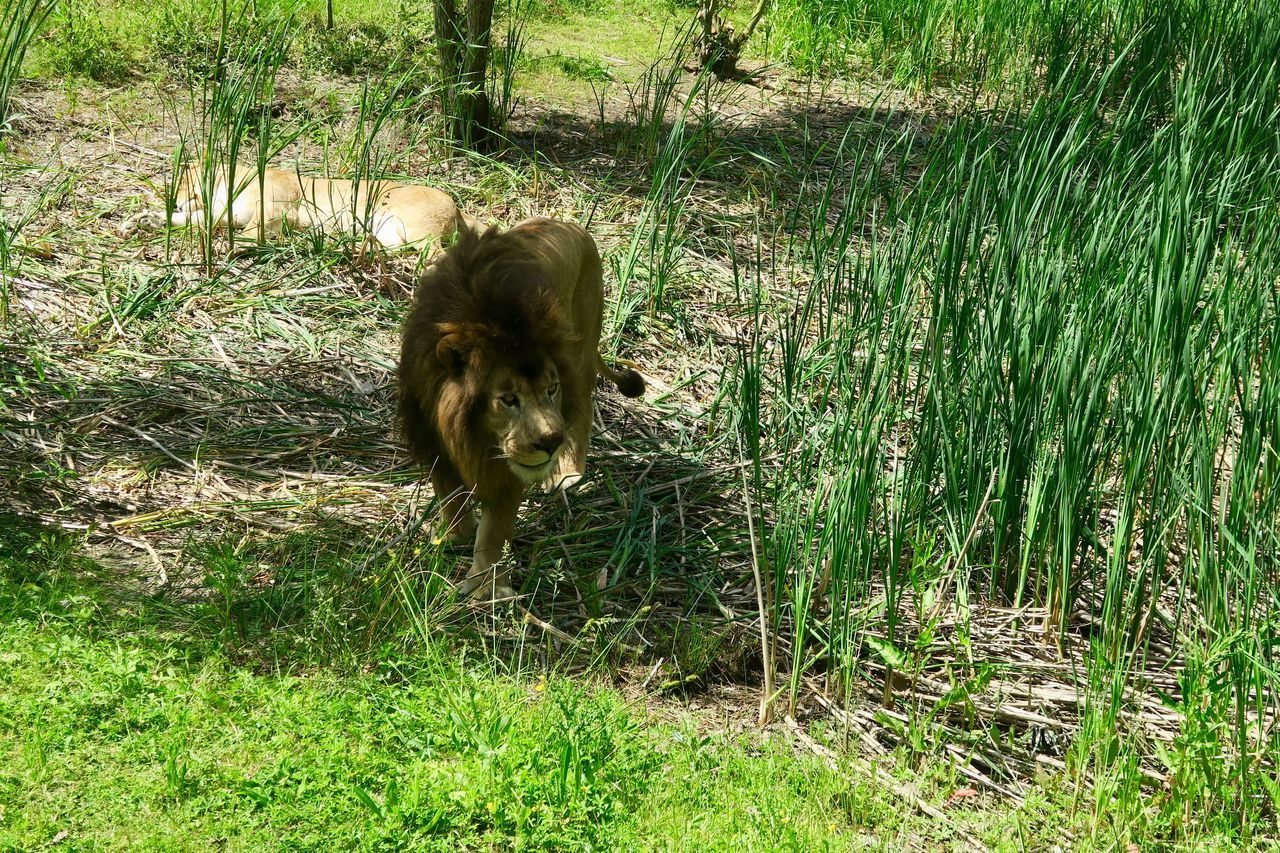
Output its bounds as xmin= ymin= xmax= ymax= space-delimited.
xmin=0 ymin=510 xmax=444 ymax=668
xmin=502 ymin=83 xmax=948 ymax=210
xmin=0 ymin=338 xmax=756 ymax=687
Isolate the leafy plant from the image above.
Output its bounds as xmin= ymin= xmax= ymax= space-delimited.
xmin=45 ymin=0 xmax=132 ymax=82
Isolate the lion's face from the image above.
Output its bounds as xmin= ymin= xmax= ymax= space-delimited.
xmin=480 ymin=357 xmax=566 ymax=483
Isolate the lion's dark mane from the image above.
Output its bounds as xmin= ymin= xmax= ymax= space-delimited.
xmin=397 ymin=225 xmax=585 ymax=499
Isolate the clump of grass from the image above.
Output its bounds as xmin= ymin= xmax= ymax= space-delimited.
xmin=490 ymin=0 xmax=536 ymax=131
xmin=555 ymin=53 xmax=611 ymax=82
xmin=611 ymin=56 xmax=728 ymax=332
xmin=0 ymin=0 xmax=55 ymax=130
xmin=172 ymin=0 xmax=299 ymax=269
xmin=306 ymin=63 xmax=439 ymax=259
xmin=154 ymin=0 xmax=297 ymax=80
xmin=615 ymin=22 xmax=699 ymax=162
xmin=526 ymin=0 xmax=606 ymax=20
xmin=764 ymin=0 xmax=1244 ymax=95
xmin=296 ymin=0 xmax=433 ymax=77
xmin=0 ymin=166 xmax=68 ymax=322
xmin=302 ymin=19 xmax=401 ymax=75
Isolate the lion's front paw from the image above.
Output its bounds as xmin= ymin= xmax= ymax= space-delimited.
xmin=471 ymin=584 xmax=518 ymax=604
xmin=543 ymin=471 xmax=584 ymax=494
xmin=458 ymin=574 xmax=518 ymax=604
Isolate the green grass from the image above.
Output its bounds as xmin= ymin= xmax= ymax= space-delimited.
xmin=760 ymin=0 xmax=1263 ymax=93
xmin=0 ymin=520 xmax=922 ymax=849
xmin=4 ymin=519 xmax=1262 ymax=850
xmin=17 ymin=0 xmax=680 ymax=103
xmin=0 ymin=0 xmax=55 ymax=129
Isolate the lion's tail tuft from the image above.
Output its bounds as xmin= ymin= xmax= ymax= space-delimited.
xmin=597 ymin=355 xmax=645 ymax=398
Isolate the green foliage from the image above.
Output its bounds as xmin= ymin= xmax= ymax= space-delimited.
xmin=303 ymin=20 xmax=400 ymax=75
xmin=0 ymin=522 xmax=881 ymax=849
xmin=44 ymin=2 xmax=133 ymax=82
xmin=527 ymin=0 xmax=606 ymax=21
xmin=152 ymin=0 xmax=298 ymax=79
xmin=296 ymin=1 xmax=433 ymax=76
xmin=555 ymin=53 xmax=611 ymax=82
xmin=764 ymin=0 xmax=1250 ymax=91
xmin=692 ymin=5 xmax=1280 ymax=842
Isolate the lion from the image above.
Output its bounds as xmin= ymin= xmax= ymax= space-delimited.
xmin=397 ymin=218 xmax=645 ymax=602
xmin=120 ymin=159 xmax=476 ymax=251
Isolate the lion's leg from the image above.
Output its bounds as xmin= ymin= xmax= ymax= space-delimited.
xmin=459 ymin=497 xmax=519 ymax=602
xmin=545 ymin=405 xmax=591 ymax=494
xmin=569 ymin=398 xmax=591 ymax=481
xmin=544 ymin=349 xmax=598 ymax=494
xmin=430 ymin=468 xmax=477 ymax=546
xmin=172 ymin=199 xmax=251 ymax=233
xmin=169 ymin=206 xmax=204 ymax=228
xmin=177 ymin=183 xmax=235 ymax=229
xmin=226 ymin=195 xmax=268 ymax=239
xmin=370 ymin=212 xmax=409 ymax=250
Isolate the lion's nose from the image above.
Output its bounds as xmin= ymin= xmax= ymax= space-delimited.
xmin=533 ymin=431 xmax=563 ymax=456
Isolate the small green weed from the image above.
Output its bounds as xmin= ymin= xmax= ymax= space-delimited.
xmin=556 ymin=53 xmax=611 ymax=82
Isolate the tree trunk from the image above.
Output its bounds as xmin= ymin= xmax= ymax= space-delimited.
xmin=696 ymin=0 xmax=771 ymax=79
xmin=434 ymin=0 xmax=497 ymax=151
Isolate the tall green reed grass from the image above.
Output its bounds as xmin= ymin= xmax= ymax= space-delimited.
xmin=172 ymin=0 xmax=298 ymax=271
xmin=490 ymin=0 xmax=534 ymax=135
xmin=0 ymin=0 xmax=55 ymax=132
xmin=766 ymin=0 xmax=1255 ymax=99
xmin=661 ymin=3 xmax=1280 ymax=837
xmin=314 ymin=63 xmax=443 ymax=262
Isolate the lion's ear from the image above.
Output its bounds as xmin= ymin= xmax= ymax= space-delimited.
xmin=435 ymin=334 xmax=470 ymax=375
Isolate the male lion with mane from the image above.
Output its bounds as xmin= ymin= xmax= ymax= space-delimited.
xmin=398 ymin=218 xmax=645 ymax=602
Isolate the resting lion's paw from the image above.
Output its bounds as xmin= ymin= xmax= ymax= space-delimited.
xmin=118 ymin=211 xmax=166 ymax=238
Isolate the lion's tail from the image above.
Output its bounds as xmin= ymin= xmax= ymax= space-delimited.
xmin=598 ymin=355 xmax=645 ymax=398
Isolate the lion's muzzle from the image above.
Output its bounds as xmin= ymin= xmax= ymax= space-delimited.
xmin=507 ymin=429 xmax=564 ymax=480
xmin=531 ymin=430 xmax=563 ymax=457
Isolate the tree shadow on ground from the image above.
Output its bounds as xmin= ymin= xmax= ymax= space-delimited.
xmin=0 ymin=337 xmax=753 ymax=685
xmin=500 ymin=78 xmax=957 ymax=213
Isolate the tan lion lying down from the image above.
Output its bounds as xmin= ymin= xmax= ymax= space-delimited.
xmin=121 ymin=160 xmax=476 ymax=251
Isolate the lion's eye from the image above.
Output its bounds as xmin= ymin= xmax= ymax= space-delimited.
xmin=500 ymin=393 xmax=519 ymax=408
xmin=547 ymin=383 xmax=560 ymax=397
